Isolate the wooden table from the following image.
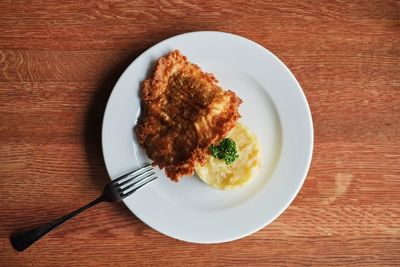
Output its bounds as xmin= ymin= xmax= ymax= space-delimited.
xmin=1 ymin=1 xmax=399 ymax=266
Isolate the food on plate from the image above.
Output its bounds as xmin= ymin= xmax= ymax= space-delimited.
xmin=136 ymin=50 xmax=242 ymax=181
xmin=195 ymin=123 xmax=261 ymax=190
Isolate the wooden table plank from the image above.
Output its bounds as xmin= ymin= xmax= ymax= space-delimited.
xmin=0 ymin=1 xmax=399 ymax=266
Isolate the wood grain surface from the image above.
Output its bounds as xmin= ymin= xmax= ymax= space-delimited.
xmin=1 ymin=1 xmax=399 ymax=266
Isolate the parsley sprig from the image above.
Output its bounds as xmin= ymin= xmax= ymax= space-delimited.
xmin=209 ymin=138 xmax=239 ymax=165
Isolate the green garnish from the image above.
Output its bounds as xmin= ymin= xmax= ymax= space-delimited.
xmin=209 ymin=138 xmax=239 ymax=165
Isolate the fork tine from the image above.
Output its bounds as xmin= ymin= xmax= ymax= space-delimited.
xmin=117 ymin=168 xmax=154 ymax=189
xmin=120 ymin=175 xmax=157 ymax=199
xmin=119 ymin=171 xmax=155 ymax=190
xmin=117 ymin=171 xmax=156 ymax=191
xmin=111 ymin=163 xmax=152 ymax=184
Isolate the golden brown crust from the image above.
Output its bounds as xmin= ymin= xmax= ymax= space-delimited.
xmin=136 ymin=50 xmax=242 ymax=181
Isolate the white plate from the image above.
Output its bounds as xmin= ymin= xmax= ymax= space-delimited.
xmin=102 ymin=31 xmax=313 ymax=243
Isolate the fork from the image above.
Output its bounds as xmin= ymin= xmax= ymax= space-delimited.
xmin=10 ymin=163 xmax=157 ymax=252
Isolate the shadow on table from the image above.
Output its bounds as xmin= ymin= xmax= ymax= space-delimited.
xmin=83 ymin=50 xmax=145 ymax=219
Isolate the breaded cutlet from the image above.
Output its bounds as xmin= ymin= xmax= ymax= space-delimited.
xmin=136 ymin=50 xmax=242 ymax=181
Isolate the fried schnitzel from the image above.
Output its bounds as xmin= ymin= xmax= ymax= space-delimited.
xmin=136 ymin=50 xmax=242 ymax=181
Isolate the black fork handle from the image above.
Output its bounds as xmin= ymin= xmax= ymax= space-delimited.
xmin=10 ymin=195 xmax=105 ymax=252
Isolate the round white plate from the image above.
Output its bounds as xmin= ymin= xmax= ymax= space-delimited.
xmin=102 ymin=31 xmax=313 ymax=243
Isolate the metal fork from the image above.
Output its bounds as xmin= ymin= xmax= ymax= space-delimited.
xmin=10 ymin=163 xmax=157 ymax=252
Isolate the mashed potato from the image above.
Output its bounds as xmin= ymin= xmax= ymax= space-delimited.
xmin=195 ymin=123 xmax=261 ymax=189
